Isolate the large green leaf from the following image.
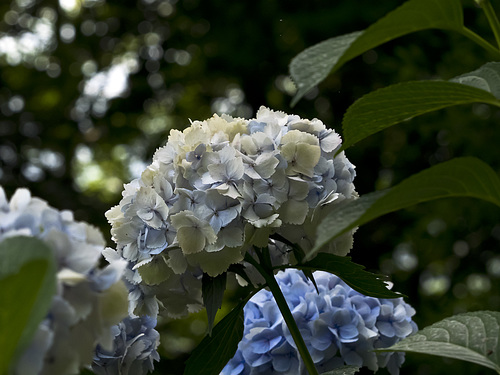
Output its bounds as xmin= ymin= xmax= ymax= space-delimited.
xmin=379 ymin=311 xmax=500 ymax=373
xmin=308 ymin=157 xmax=500 ymax=260
xmin=202 ymin=272 xmax=227 ymax=335
xmin=184 ymin=299 xmax=245 ymax=375
xmin=340 ymin=81 xmax=500 ymax=152
xmin=290 ymin=0 xmax=463 ymax=105
xmin=294 ymin=253 xmax=402 ymax=299
xmin=0 ymin=236 xmax=57 ymax=374
xmin=339 ymin=62 xmax=500 ymax=151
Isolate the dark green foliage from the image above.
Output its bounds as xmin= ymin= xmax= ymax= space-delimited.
xmin=202 ymin=272 xmax=227 ymax=335
xmin=296 ymin=253 xmax=402 ymax=298
xmin=184 ymin=299 xmax=245 ymax=375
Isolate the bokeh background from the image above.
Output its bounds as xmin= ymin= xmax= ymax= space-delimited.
xmin=1 ymin=0 xmax=500 ymax=374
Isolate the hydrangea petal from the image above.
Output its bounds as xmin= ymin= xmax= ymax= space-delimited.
xmin=278 ymin=199 xmax=309 ymax=225
xmin=187 ymin=245 xmax=244 ymax=277
xmin=137 ymin=254 xmax=173 ymax=285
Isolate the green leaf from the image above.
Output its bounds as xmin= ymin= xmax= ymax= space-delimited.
xmin=290 ymin=31 xmax=360 ymax=106
xmin=0 ymin=236 xmax=57 ymax=374
xmin=184 ymin=299 xmax=245 ymax=375
xmin=340 ymin=80 xmax=500 ymax=152
xmin=202 ymin=272 xmax=227 ymax=335
xmin=451 ymin=61 xmax=500 ymax=99
xmin=295 ymin=253 xmax=401 ymax=299
xmin=379 ymin=311 xmax=500 ymax=373
xmin=339 ymin=62 xmax=500 ymax=151
xmin=79 ymin=368 xmax=96 ymax=375
xmin=290 ymin=0 xmax=463 ymax=105
xmin=309 ymin=157 xmax=500 ymax=260
xmin=322 ymin=365 xmax=360 ymax=375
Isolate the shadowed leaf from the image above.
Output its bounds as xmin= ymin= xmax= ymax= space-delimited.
xmin=339 ymin=62 xmax=500 ymax=152
xmin=290 ymin=0 xmax=463 ymax=105
xmin=202 ymin=272 xmax=227 ymax=335
xmin=340 ymin=80 xmax=500 ymax=152
xmin=295 ymin=253 xmax=401 ymax=299
xmin=184 ymin=299 xmax=245 ymax=375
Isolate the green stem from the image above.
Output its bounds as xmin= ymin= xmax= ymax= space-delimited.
xmin=476 ymin=0 xmax=500 ymax=49
xmin=244 ymin=251 xmax=319 ymax=375
xmin=460 ymin=26 xmax=500 ymax=59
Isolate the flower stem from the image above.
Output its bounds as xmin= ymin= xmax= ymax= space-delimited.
xmin=244 ymin=251 xmax=319 ymax=375
xmin=476 ymin=0 xmax=500 ymax=49
xmin=459 ymin=26 xmax=500 ymax=59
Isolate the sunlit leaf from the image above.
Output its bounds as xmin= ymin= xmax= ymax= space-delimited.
xmin=294 ymin=253 xmax=401 ymax=299
xmin=340 ymin=80 xmax=500 ymax=152
xmin=308 ymin=157 xmax=500 ymax=260
xmin=184 ymin=299 xmax=245 ymax=375
xmin=379 ymin=311 xmax=500 ymax=373
xmin=202 ymin=272 xmax=227 ymax=335
xmin=322 ymin=365 xmax=360 ymax=375
xmin=0 ymin=236 xmax=56 ymax=374
xmin=451 ymin=61 xmax=500 ymax=98
xmin=290 ymin=0 xmax=463 ymax=105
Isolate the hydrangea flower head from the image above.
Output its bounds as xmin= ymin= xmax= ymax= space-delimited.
xmin=0 ymin=186 xmax=129 ymax=375
xmin=92 ymin=315 xmax=160 ymax=375
xmin=106 ymin=107 xmax=357 ymax=318
xmin=222 ymin=269 xmax=417 ymax=375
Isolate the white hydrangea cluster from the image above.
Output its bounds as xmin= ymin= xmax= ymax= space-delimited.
xmin=0 ymin=187 xmax=129 ymax=375
xmin=106 ymin=107 xmax=356 ymax=318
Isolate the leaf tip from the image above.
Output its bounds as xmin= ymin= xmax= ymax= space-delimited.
xmin=334 ymin=145 xmax=347 ymax=157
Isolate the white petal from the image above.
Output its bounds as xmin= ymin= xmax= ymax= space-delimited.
xmin=57 ymin=268 xmax=86 ymax=286
xmin=9 ymin=188 xmax=31 ymax=211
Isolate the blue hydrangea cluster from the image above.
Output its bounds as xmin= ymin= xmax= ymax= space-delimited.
xmin=222 ymin=269 xmax=417 ymax=375
xmin=0 ymin=186 xmax=129 ymax=375
xmin=92 ymin=315 xmax=160 ymax=375
xmin=106 ymin=107 xmax=357 ymax=318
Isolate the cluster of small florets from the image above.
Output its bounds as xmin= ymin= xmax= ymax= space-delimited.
xmin=92 ymin=315 xmax=160 ymax=375
xmin=106 ymin=107 xmax=357 ymax=318
xmin=222 ymin=269 xmax=417 ymax=375
xmin=0 ymin=187 xmax=130 ymax=375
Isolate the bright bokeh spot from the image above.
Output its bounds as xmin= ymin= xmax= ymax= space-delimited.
xmin=59 ymin=0 xmax=81 ymax=16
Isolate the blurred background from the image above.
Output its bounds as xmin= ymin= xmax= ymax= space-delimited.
xmin=1 ymin=0 xmax=500 ymax=374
